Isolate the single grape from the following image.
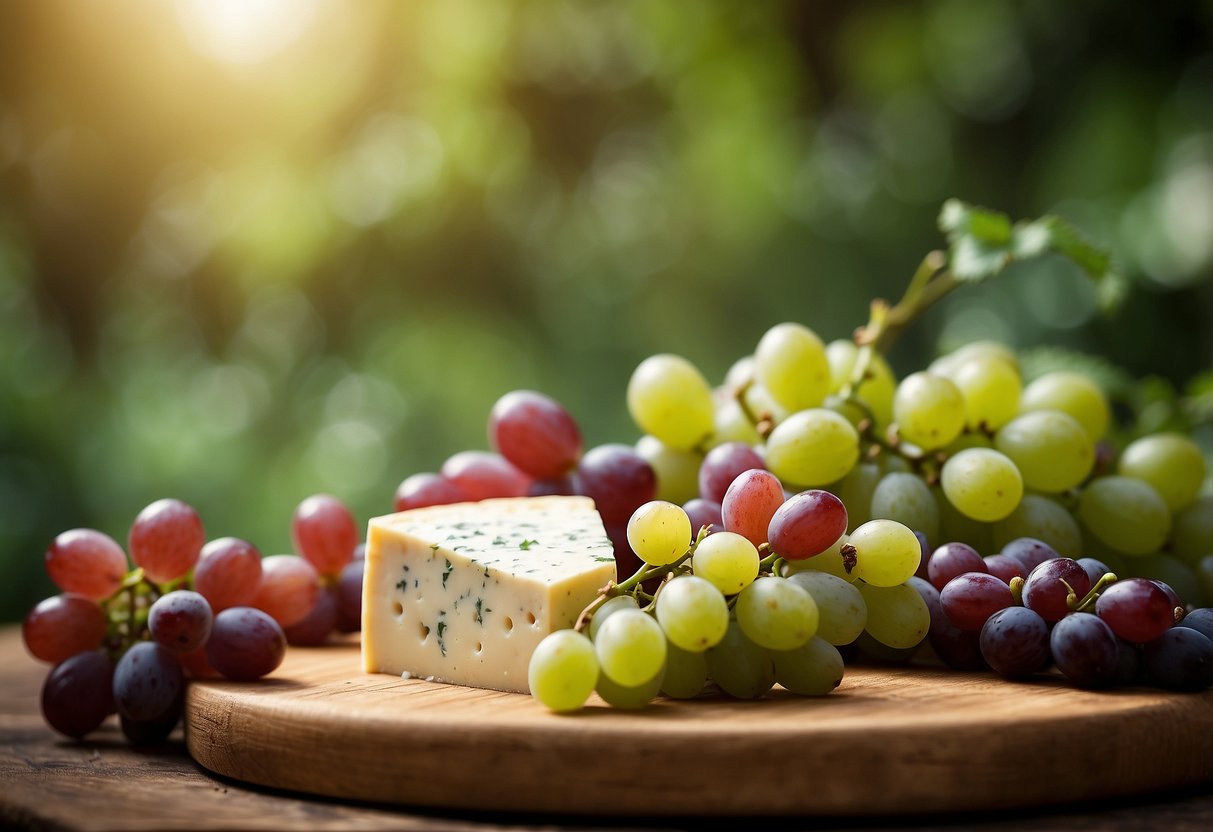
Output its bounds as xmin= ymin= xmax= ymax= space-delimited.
xmin=121 ymin=693 xmax=183 ymax=746
xmin=441 ymin=451 xmax=531 ymax=501
xmin=927 ymin=542 xmax=986 ymax=590
xmin=45 ymin=528 xmax=128 ymax=600
xmin=655 ymin=575 xmax=729 ymax=652
xmin=993 ymin=411 xmax=1093 ymax=494
xmin=626 ymin=354 xmax=715 ymax=450
xmin=785 ymin=571 xmax=866 ymax=646
xmin=594 ymin=609 xmax=667 ymax=687
xmin=892 ymin=372 xmax=965 ymax=451
xmin=949 ymin=353 xmax=1022 ymax=431
xmin=393 ymin=472 xmax=468 ymax=511
xmin=41 ymin=650 xmax=114 ymax=739
xmin=661 ymin=642 xmax=708 ymax=699
xmin=764 ymin=409 xmax=860 ymax=487
xmin=1022 ymin=558 xmax=1091 ymax=622
xmin=626 ymin=501 xmax=692 ymax=566
xmin=721 ymin=469 xmax=784 ymax=547
xmin=768 ymin=490 xmax=848 ymax=561
xmin=939 ymin=573 xmax=1014 ymax=631
xmin=705 ymin=619 xmax=776 ymax=699
xmin=528 ymin=629 xmax=599 ymax=711
xmin=148 ymin=590 xmax=214 ymax=655
xmin=1095 ymin=578 xmax=1175 ymax=644
xmin=979 ymin=606 xmax=1051 ymax=679
xmin=577 ymin=444 xmax=658 ymax=528
xmin=489 ymin=390 xmax=583 ymax=480
xmin=992 ymin=496 xmax=1082 ymax=557
xmin=588 ymin=595 xmax=640 ymax=641
xmin=682 ymin=498 xmax=724 ymax=540
xmin=1127 ymin=556 xmax=1203 ymax=610
xmin=771 ymin=637 xmax=844 ymax=696
xmin=1048 ymin=612 xmax=1120 ymax=689
xmin=845 ymin=519 xmax=921 ymax=587
xmin=1076 ymin=557 xmax=1114 ymax=590
xmin=113 ymin=642 xmax=184 ymax=723
xmin=636 ymin=436 xmax=702 ymax=505
xmin=1177 ymin=608 xmax=1213 ymax=642
xmin=1142 ymin=627 xmax=1213 ymax=691
xmin=335 ymin=558 xmax=364 ymax=632
xmin=940 ymin=448 xmax=1024 ymax=522
xmin=691 ymin=531 xmax=760 ymax=595
xmin=983 ymin=554 xmax=1025 ymax=584
xmin=1118 ymin=433 xmax=1206 ymax=512
xmin=291 ymin=494 xmax=358 ymax=576
xmin=698 ymin=442 xmax=765 ymax=505
xmin=754 ymin=322 xmax=831 ymax=412
xmin=193 ymin=537 xmax=263 ymax=612
xmin=596 ymin=666 xmax=665 ymax=709
xmin=22 ymin=595 xmax=107 ymax=664
xmin=870 ymin=472 xmax=939 ymax=543
xmin=206 ymin=607 xmax=287 ymax=681
xmin=251 ymin=554 xmax=320 ymax=628
xmin=1000 ymin=537 xmax=1059 ymax=573
xmin=857 ymin=582 xmax=930 ymax=650
xmin=1078 ymin=476 xmax=1171 ymax=556
xmin=1018 ymin=371 xmax=1110 ymax=441
xmin=284 ymin=585 xmax=339 ymax=646
xmin=734 ymin=577 xmax=818 ymax=651
xmin=128 ymin=498 xmax=205 ymax=583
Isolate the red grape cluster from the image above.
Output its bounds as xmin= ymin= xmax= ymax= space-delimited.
xmin=26 ymin=494 xmax=365 ymax=744
xmin=913 ymin=537 xmax=1213 ymax=690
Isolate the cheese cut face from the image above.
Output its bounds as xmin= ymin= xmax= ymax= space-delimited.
xmin=362 ymin=495 xmax=617 ymax=694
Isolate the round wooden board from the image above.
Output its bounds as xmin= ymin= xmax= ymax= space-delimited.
xmin=185 ymin=641 xmax=1213 ymax=817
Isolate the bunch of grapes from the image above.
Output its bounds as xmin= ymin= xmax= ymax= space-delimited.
xmin=26 ymin=494 xmax=365 ymax=743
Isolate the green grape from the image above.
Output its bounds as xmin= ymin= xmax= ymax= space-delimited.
xmin=854 ymin=630 xmax=919 ymax=663
xmin=940 ymin=448 xmax=1024 ymax=522
xmin=870 ymin=472 xmax=940 ymax=542
xmin=1078 ymin=475 xmax=1171 ymax=556
xmin=627 ymin=500 xmax=692 ymax=566
xmin=754 ymin=322 xmax=831 ymax=412
xmin=892 ymin=372 xmax=965 ymax=451
xmin=846 ymin=519 xmax=922 ymax=587
xmin=765 ymin=409 xmax=860 ymax=487
xmin=781 ymin=533 xmax=855 ymax=582
xmin=594 ymin=609 xmax=667 ymax=687
xmin=635 ymin=436 xmax=703 ymax=505
xmin=928 ymin=341 xmax=1019 ymax=378
xmin=825 ymin=339 xmax=896 ymax=427
xmin=1173 ymin=495 xmax=1213 ymax=567
xmin=1122 ymin=554 xmax=1205 ymax=608
xmin=691 ymin=531 xmax=760 ymax=594
xmin=711 ymin=397 xmax=763 ymax=447
xmin=1018 ymin=371 xmax=1109 ymax=441
xmin=771 ymin=636 xmax=844 ymax=695
xmin=655 ymin=575 xmax=729 ymax=652
xmin=661 ymin=642 xmax=708 ymax=699
xmin=596 ymin=664 xmax=665 ymax=709
xmin=734 ymin=577 xmax=818 ymax=651
xmin=1118 ymin=432 xmax=1207 ymax=512
xmin=833 ymin=463 xmax=880 ymax=532
xmin=784 ymin=571 xmax=866 ymax=645
xmin=857 ymin=582 xmax=930 ymax=650
xmin=627 ymin=354 xmax=715 ymax=451
xmin=588 ymin=595 xmax=640 ymax=641
xmin=992 ymin=494 xmax=1082 ymax=557
xmin=933 ymin=485 xmax=995 ymax=554
xmin=879 ymin=454 xmax=913 ymax=475
xmin=949 ymin=354 xmax=1022 ymax=431
xmin=705 ymin=619 xmax=776 ymax=699
xmin=527 ymin=630 xmax=599 ymax=712
xmin=994 ymin=410 xmax=1093 ymax=493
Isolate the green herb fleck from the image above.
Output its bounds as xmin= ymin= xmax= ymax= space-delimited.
xmin=519 ymin=539 xmax=539 ymax=550
xmin=442 ymin=559 xmax=453 ymax=588
xmin=436 ymin=619 xmax=447 ymax=656
xmin=492 ymin=536 xmax=507 ymax=546
xmin=429 ymin=543 xmax=441 ymax=551
xmin=474 ymin=598 xmax=484 ymax=625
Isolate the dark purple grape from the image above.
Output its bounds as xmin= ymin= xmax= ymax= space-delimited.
xmin=576 ymin=444 xmax=657 ymax=527
xmin=916 ymin=576 xmax=985 ymax=671
xmin=120 ymin=690 xmax=182 ymax=746
xmin=767 ymin=490 xmax=847 ymax=561
xmin=1177 ymin=608 xmax=1213 ymax=642
xmin=527 ymin=475 xmax=578 ymax=497
xmin=983 ymin=554 xmax=1025 ymax=585
xmin=1153 ymin=580 xmax=1183 ymax=613
xmin=206 ymin=607 xmax=286 ymax=681
xmin=979 ymin=606 xmax=1050 ymax=679
xmin=394 ymin=472 xmax=468 ymax=512
xmin=698 ymin=442 xmax=765 ymax=505
xmin=113 ymin=642 xmax=183 ymax=722
xmin=1095 ymin=578 xmax=1174 ymax=644
xmin=489 ymin=390 xmax=583 ymax=480
xmin=441 ymin=451 xmax=531 ymax=501
xmin=1116 ymin=639 xmax=1142 ymax=686
xmin=682 ymin=498 xmax=723 ymax=541
xmin=284 ymin=585 xmax=339 ymax=646
xmin=41 ymin=650 xmax=114 ymax=738
xmin=1050 ymin=612 xmax=1119 ymax=688
xmin=940 ymin=573 xmax=1014 ymax=631
xmin=23 ymin=594 xmax=108 ymax=664
xmin=721 ymin=469 xmax=784 ymax=548
xmin=1076 ymin=557 xmax=1113 ymax=590
xmin=1000 ymin=537 xmax=1058 ymax=573
xmin=912 ymin=532 xmax=930 ymax=580
xmin=927 ymin=542 xmax=985 ymax=591
xmin=336 ymin=558 xmax=364 ymax=632
xmin=1022 ymin=558 xmax=1091 ymax=622
xmin=1142 ymin=627 xmax=1213 ymax=691
xmin=148 ymin=590 xmax=214 ymax=655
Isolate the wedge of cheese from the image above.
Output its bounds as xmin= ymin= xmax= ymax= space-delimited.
xmin=362 ymin=495 xmax=617 ymax=693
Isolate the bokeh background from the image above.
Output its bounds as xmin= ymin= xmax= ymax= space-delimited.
xmin=2 ymin=0 xmax=1211 ymax=622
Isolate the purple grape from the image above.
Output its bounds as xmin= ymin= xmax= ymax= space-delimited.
xmin=767 ymin=490 xmax=847 ymax=561
xmin=336 ymin=558 xmax=364 ymax=633
xmin=939 ymin=573 xmax=1014 ymax=631
xmin=41 ymin=650 xmax=114 ymax=738
xmin=576 ymin=444 xmax=657 ymax=527
xmin=1116 ymin=639 xmax=1142 ymax=686
xmin=1000 ymin=537 xmax=1058 ymax=572
xmin=979 ymin=606 xmax=1050 ymax=679
xmin=527 ymin=475 xmax=578 ymax=497
xmin=916 ymin=576 xmax=985 ymax=671
xmin=284 ymin=585 xmax=339 ymax=646
xmin=120 ymin=690 xmax=183 ymax=746
xmin=1153 ymin=580 xmax=1183 ymax=612
xmin=1022 ymin=558 xmax=1091 ymax=622
xmin=1095 ymin=578 xmax=1174 ymax=644
xmin=488 ymin=390 xmax=583 ymax=480
xmin=1142 ymin=627 xmax=1213 ymax=691
xmin=721 ymin=469 xmax=784 ymax=547
xmin=1076 ymin=557 xmax=1113 ymax=590
xmin=206 ymin=607 xmax=287 ymax=681
xmin=148 ymin=590 xmax=214 ymax=655
xmin=113 ymin=642 xmax=184 ymax=723
xmin=682 ymin=498 xmax=723 ymax=540
xmin=1050 ymin=612 xmax=1119 ymax=688
xmin=697 ymin=442 xmax=765 ymax=505
xmin=983 ymin=554 xmax=1025 ymax=585
xmin=1177 ymin=608 xmax=1213 ymax=642
xmin=912 ymin=532 xmax=931 ymax=580
xmin=927 ymin=542 xmax=985 ymax=591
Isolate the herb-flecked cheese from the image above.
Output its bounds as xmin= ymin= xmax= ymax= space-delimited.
xmin=362 ymin=496 xmax=617 ymax=693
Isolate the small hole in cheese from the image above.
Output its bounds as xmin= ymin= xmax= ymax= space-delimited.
xmin=419 ymin=623 xmax=430 ymax=642
xmin=392 ymin=602 xmax=404 ymax=617
xmin=475 ymin=642 xmax=482 ymax=654
xmin=526 ymin=611 xmax=537 ymax=626
xmin=503 ymin=616 xmax=514 ymax=632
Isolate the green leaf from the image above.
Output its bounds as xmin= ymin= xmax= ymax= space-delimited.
xmin=1181 ymin=370 xmax=1213 ymax=426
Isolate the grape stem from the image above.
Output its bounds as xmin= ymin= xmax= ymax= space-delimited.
xmin=1071 ymin=572 xmax=1118 ymax=613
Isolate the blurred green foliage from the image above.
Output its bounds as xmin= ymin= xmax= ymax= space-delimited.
xmin=1 ymin=0 xmax=1211 ymax=621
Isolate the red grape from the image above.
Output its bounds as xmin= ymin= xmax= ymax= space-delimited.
xmin=41 ymin=650 xmax=114 ymax=739
xmin=148 ymin=590 xmax=214 ymax=655
xmin=393 ymin=472 xmax=468 ymax=512
xmin=251 ymin=554 xmax=319 ymax=628
xmin=292 ymin=494 xmax=358 ymax=576
xmin=1022 ymin=558 xmax=1091 ymax=623
xmin=207 ymin=607 xmax=287 ymax=681
xmin=577 ymin=444 xmax=657 ymax=527
xmin=939 ymin=572 xmax=1014 ymax=631
xmin=768 ymin=490 xmax=847 ymax=561
xmin=45 ymin=528 xmax=128 ymax=600
xmin=441 ymin=451 xmax=531 ymax=501
xmin=129 ymin=498 xmax=205 ymax=583
xmin=1076 ymin=557 xmax=1113 ymax=589
xmin=1095 ymin=578 xmax=1175 ymax=644
xmin=721 ymin=469 xmax=784 ymax=548
xmin=698 ymin=442 xmax=764 ymax=505
xmin=22 ymin=594 xmax=107 ymax=664
xmin=983 ymin=554 xmax=1025 ymax=584
xmin=193 ymin=537 xmax=263 ymax=612
xmin=488 ymin=390 xmax=583 ymax=479
xmin=927 ymin=542 xmax=986 ymax=591
xmin=1000 ymin=537 xmax=1058 ymax=573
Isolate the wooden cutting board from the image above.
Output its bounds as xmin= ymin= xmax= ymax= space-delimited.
xmin=184 ymin=641 xmax=1213 ymax=817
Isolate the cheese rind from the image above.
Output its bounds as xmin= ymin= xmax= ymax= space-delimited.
xmin=362 ymin=496 xmax=617 ymax=694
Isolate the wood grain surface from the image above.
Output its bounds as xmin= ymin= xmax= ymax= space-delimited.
xmin=186 ymin=641 xmax=1213 ymax=816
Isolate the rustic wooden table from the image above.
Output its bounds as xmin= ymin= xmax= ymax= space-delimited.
xmin=2 ymin=626 xmax=1212 ymax=832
